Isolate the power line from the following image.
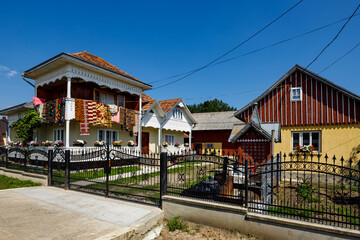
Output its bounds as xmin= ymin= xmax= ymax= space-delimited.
xmin=318 ymin=40 xmax=360 ymax=74
xmin=306 ymin=2 xmax=360 ymax=69
xmin=184 ymin=89 xmax=266 ymax=101
xmin=150 ymin=0 xmax=304 ymax=90
xmin=149 ymin=12 xmax=360 ymax=85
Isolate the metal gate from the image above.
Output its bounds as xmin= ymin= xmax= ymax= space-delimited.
xmin=66 ymin=146 xmax=162 ymax=205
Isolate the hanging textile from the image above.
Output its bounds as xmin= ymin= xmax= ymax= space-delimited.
xmin=55 ymin=98 xmax=66 ymax=127
xmin=133 ymin=110 xmax=140 ymax=134
xmin=80 ymin=100 xmax=90 ymax=135
xmin=38 ymin=104 xmax=44 ymax=118
xmin=65 ymin=98 xmax=75 ymax=121
xmin=122 ymin=108 xmax=135 ymax=131
xmin=42 ymin=98 xmax=65 ymax=126
xmin=109 ymin=104 xmax=118 ymax=115
xmin=93 ymin=102 xmax=112 ymax=128
xmin=87 ymin=101 xmax=97 ymax=124
xmin=75 ymin=99 xmax=84 ymax=123
xmin=119 ymin=107 xmax=125 ymax=125
xmin=111 ymin=106 xmax=120 ymax=123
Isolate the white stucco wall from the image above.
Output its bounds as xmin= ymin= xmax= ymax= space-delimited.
xmin=163 ymin=107 xmax=192 ymax=132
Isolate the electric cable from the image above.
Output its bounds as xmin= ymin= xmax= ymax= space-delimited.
xmin=150 ymin=0 xmax=305 ymax=90
xmin=149 ymin=12 xmax=360 ymax=85
xmin=306 ymin=2 xmax=360 ymax=69
xmin=318 ymin=40 xmax=360 ymax=74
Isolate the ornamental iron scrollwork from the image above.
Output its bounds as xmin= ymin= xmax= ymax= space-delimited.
xmin=178 ymin=172 xmax=186 ymax=182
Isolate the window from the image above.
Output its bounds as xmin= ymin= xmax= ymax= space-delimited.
xmin=98 ymin=130 xmax=118 ymax=144
xmin=292 ymin=131 xmax=321 ymax=151
xmin=164 ymin=134 xmax=175 ymax=145
xmin=101 ymin=92 xmax=115 ymax=105
xmin=172 ymin=109 xmax=183 ymax=119
xmin=33 ymin=131 xmax=38 ymax=141
xmin=117 ymin=95 xmax=125 ymax=107
xmin=206 ymin=144 xmax=214 ymax=149
xmin=94 ymin=89 xmax=125 ymax=107
xmin=290 ymin=87 xmax=302 ymax=102
xmin=53 ymin=129 xmax=64 ymax=142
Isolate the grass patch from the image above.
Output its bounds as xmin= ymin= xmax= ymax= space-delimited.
xmin=0 ymin=174 xmax=41 ymax=189
xmin=337 ymin=206 xmax=359 ymax=225
xmin=167 ymin=216 xmax=189 ymax=232
xmin=269 ymin=205 xmax=324 ymax=220
xmin=70 ymin=166 xmax=141 ymax=181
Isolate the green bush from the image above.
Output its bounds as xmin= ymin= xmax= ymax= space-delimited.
xmin=297 ymin=183 xmax=322 ymax=203
xmin=167 ymin=216 xmax=189 ymax=232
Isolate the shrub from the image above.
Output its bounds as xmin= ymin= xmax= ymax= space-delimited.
xmin=167 ymin=216 xmax=189 ymax=232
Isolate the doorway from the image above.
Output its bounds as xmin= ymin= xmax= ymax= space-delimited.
xmin=142 ymin=132 xmax=149 ymax=154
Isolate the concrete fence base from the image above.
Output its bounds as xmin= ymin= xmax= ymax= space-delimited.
xmin=0 ymin=167 xmax=47 ymax=186
xmin=162 ymin=195 xmax=360 ymax=240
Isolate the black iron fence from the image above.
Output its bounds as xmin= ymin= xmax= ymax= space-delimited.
xmin=164 ymin=150 xmax=360 ymax=230
xmin=0 ymin=145 xmax=359 ymax=230
xmin=0 ymin=146 xmax=49 ymax=174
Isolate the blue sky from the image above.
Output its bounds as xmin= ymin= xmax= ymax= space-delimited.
xmin=0 ymin=0 xmax=359 ymax=110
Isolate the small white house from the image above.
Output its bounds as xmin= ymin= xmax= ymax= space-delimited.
xmin=141 ymin=94 xmax=197 ymax=154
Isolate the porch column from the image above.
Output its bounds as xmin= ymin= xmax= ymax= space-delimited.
xmin=189 ymin=129 xmax=192 ymax=149
xmin=158 ymin=127 xmax=162 ymax=153
xmin=65 ymin=77 xmax=72 ymax=148
xmin=138 ymin=94 xmax=142 ymax=153
xmin=66 ymin=77 xmax=71 ymax=98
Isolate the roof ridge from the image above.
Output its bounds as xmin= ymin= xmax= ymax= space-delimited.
xmin=69 ymin=51 xmax=143 ymax=83
xmin=158 ymin=97 xmax=182 ymax=102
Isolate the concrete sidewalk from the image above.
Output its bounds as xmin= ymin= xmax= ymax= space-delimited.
xmin=0 ymin=187 xmax=163 ymax=240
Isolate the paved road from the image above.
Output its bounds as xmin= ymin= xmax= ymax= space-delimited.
xmin=0 ymin=187 xmax=163 ymax=240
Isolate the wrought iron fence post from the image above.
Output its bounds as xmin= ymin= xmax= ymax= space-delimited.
xmin=160 ymin=152 xmax=168 ymax=208
xmin=270 ymin=155 xmax=274 ymax=205
xmin=48 ymin=150 xmax=53 ymax=186
xmin=106 ymin=144 xmax=110 ymax=197
xmin=245 ymin=158 xmax=249 ymax=208
xmin=65 ymin=150 xmax=70 ymax=190
xmin=5 ymin=148 xmax=8 ymax=168
xmin=24 ymin=148 xmax=28 ymax=172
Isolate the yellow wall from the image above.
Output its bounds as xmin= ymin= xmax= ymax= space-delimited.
xmin=201 ymin=142 xmax=222 ymax=155
xmin=142 ymin=127 xmax=159 ymax=153
xmin=274 ymin=124 xmax=360 ymax=162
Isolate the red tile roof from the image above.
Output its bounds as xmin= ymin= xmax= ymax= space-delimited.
xmin=69 ymin=51 xmax=141 ymax=82
xmin=158 ymin=98 xmax=181 ymax=113
xmin=142 ymin=93 xmax=155 ymax=102
xmin=141 ymin=93 xmax=156 ymax=111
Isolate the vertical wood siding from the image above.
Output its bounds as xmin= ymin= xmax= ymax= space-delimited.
xmin=238 ymin=70 xmax=360 ymax=126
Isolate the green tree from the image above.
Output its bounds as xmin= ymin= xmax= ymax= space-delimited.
xmin=187 ymin=98 xmax=236 ymax=113
xmin=11 ymin=109 xmax=43 ymax=144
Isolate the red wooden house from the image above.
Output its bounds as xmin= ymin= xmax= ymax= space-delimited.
xmin=230 ymin=65 xmax=360 ymax=164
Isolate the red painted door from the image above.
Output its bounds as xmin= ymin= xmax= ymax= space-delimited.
xmin=142 ymin=132 xmax=149 ymax=154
